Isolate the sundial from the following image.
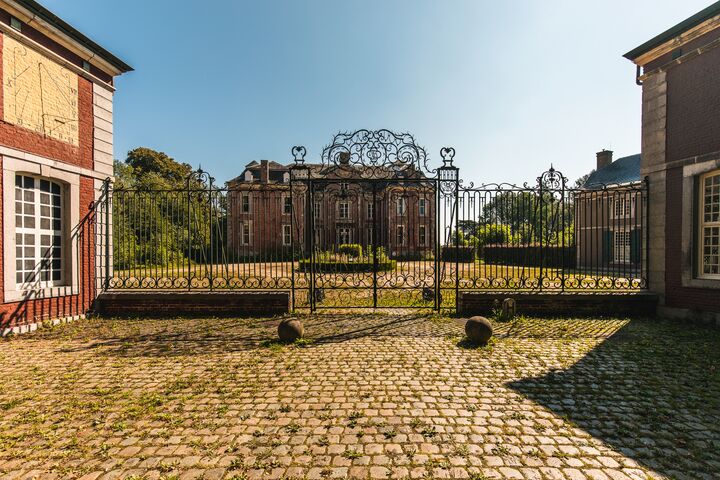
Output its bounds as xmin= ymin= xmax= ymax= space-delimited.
xmin=3 ymin=36 xmax=78 ymax=146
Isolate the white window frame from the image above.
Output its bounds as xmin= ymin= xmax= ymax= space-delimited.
xmin=367 ymin=227 xmax=374 ymax=246
xmin=282 ymin=194 xmax=292 ymax=215
xmin=339 ymin=201 xmax=349 ymax=220
xmin=700 ymin=170 xmax=720 ymax=278
xmin=419 ymin=198 xmax=426 ymax=217
xmin=282 ymin=224 xmax=291 ymax=246
xmin=396 ymin=197 xmax=406 ymax=216
xmin=2 ymin=155 xmax=79 ymax=302
xmin=240 ymin=222 xmax=252 ymax=246
xmin=419 ymin=225 xmax=427 ymax=246
xmin=313 ymin=201 xmax=321 ymax=220
xmin=337 ymin=227 xmax=351 ymax=245
xmin=14 ymin=174 xmax=64 ymax=288
xmin=396 ymin=225 xmax=405 ymax=246
xmin=613 ymin=229 xmax=631 ymax=264
xmin=367 ymin=202 xmax=374 ymax=219
xmin=612 ymin=196 xmax=632 ymax=218
xmin=241 ymin=193 xmax=250 ymax=213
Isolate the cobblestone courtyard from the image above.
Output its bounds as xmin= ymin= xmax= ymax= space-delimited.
xmin=0 ymin=314 xmax=718 ymax=480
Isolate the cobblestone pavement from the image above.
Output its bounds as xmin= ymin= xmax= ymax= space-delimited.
xmin=0 ymin=314 xmax=718 ymax=480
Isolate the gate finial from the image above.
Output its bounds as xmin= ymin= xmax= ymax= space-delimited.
xmin=440 ymin=147 xmax=455 ymax=167
xmin=292 ymin=146 xmax=307 ymax=165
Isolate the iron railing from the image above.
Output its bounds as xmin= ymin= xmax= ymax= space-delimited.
xmin=454 ymin=168 xmax=648 ymax=291
xmin=96 ymin=132 xmax=649 ymax=311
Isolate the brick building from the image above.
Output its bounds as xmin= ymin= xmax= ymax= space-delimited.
xmin=625 ymin=1 xmax=720 ymax=322
xmin=226 ymin=160 xmax=435 ymax=259
xmin=0 ymin=0 xmax=131 ymax=333
xmin=575 ymin=150 xmax=644 ymax=270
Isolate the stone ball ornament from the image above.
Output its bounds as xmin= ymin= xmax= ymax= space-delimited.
xmin=464 ymin=316 xmax=493 ymax=345
xmin=278 ymin=318 xmax=304 ymax=342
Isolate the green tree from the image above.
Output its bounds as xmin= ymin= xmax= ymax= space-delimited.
xmin=112 ymin=148 xmax=225 ymax=270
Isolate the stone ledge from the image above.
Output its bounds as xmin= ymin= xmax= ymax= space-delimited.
xmin=458 ymin=291 xmax=658 ymax=317
xmin=95 ymin=291 xmax=290 ymax=317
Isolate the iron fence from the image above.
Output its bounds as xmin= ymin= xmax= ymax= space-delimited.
xmin=96 ymin=132 xmax=648 ymax=311
xmin=454 ymin=168 xmax=648 ymax=291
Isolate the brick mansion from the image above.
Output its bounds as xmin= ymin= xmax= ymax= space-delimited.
xmin=226 ymin=159 xmax=436 ymax=259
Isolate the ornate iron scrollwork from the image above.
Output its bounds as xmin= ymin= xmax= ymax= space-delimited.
xmin=320 ymin=129 xmax=431 ymax=179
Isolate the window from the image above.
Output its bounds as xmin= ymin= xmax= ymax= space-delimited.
xmin=700 ymin=172 xmax=720 ymax=276
xmin=419 ymin=198 xmax=426 ymax=216
xmin=241 ymin=193 xmax=250 ymax=213
xmin=283 ymin=225 xmax=291 ymax=246
xmin=314 ymin=201 xmax=321 ymax=220
xmin=15 ymin=175 xmax=63 ymax=287
xmin=396 ymin=197 xmax=406 ymax=215
xmin=613 ymin=197 xmax=631 ymax=218
xmin=338 ymin=227 xmax=351 ymax=245
xmin=419 ymin=225 xmax=427 ymax=246
xmin=283 ymin=195 xmax=292 ymax=215
xmin=240 ymin=222 xmax=251 ymax=246
xmin=340 ymin=182 xmax=349 ymax=192
xmin=614 ymin=230 xmax=631 ymax=264
xmin=10 ymin=16 xmax=21 ymax=31
xmin=339 ymin=201 xmax=349 ymax=219
xmin=367 ymin=202 xmax=374 ymax=219
xmin=396 ymin=225 xmax=405 ymax=246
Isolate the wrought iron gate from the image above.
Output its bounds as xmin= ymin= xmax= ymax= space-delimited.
xmin=98 ymin=128 xmax=648 ymax=312
xmin=288 ymin=130 xmax=458 ymax=310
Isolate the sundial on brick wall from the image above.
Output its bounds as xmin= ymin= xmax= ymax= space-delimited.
xmin=3 ymin=36 xmax=79 ymax=146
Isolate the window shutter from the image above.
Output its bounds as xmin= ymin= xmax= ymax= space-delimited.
xmin=602 ymin=230 xmax=613 ymax=264
xmin=630 ymin=229 xmax=641 ymax=265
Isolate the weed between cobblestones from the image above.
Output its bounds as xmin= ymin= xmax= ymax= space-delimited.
xmin=0 ymin=315 xmax=716 ymax=479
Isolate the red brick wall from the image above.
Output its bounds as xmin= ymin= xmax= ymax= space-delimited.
xmin=0 ymin=32 xmax=94 ymax=170
xmin=0 ymin=24 xmax=102 ymax=329
xmin=0 ymin=176 xmax=97 ymax=330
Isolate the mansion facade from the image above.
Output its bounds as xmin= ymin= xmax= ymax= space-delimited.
xmin=226 ymin=160 xmax=436 ymax=259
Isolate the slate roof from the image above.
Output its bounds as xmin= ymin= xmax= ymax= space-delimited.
xmin=583 ymin=154 xmax=641 ymax=188
xmin=227 ymin=161 xmax=428 ymax=185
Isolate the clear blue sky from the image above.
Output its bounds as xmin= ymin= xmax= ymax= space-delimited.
xmin=43 ymin=0 xmax=711 ymax=185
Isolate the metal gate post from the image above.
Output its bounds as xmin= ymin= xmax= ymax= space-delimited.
xmin=372 ymin=182 xmax=378 ymax=308
xmin=434 ymin=177 xmax=440 ymax=311
xmin=309 ymin=180 xmax=316 ymax=312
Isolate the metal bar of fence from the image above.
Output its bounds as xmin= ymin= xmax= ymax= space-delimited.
xmin=98 ymin=163 xmax=649 ymax=304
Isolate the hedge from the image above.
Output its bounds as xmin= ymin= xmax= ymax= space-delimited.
xmin=440 ymin=246 xmax=475 ymax=262
xmin=297 ymin=259 xmax=396 ymax=273
xmin=481 ymin=245 xmax=576 ymax=268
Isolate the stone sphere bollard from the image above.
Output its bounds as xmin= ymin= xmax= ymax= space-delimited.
xmin=464 ymin=316 xmax=493 ymax=345
xmin=278 ymin=318 xmax=304 ymax=342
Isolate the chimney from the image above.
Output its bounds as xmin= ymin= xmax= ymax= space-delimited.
xmin=260 ymin=160 xmax=269 ymax=183
xmin=596 ymin=149 xmax=613 ymax=170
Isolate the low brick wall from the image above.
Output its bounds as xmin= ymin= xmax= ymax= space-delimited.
xmin=458 ymin=291 xmax=658 ymax=317
xmin=95 ymin=291 xmax=290 ymax=317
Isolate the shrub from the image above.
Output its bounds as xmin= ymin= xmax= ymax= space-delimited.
xmin=338 ymin=244 xmax=363 ymax=258
xmin=441 ymin=245 xmax=475 ymax=262
xmin=298 ymin=259 xmax=396 ymax=272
